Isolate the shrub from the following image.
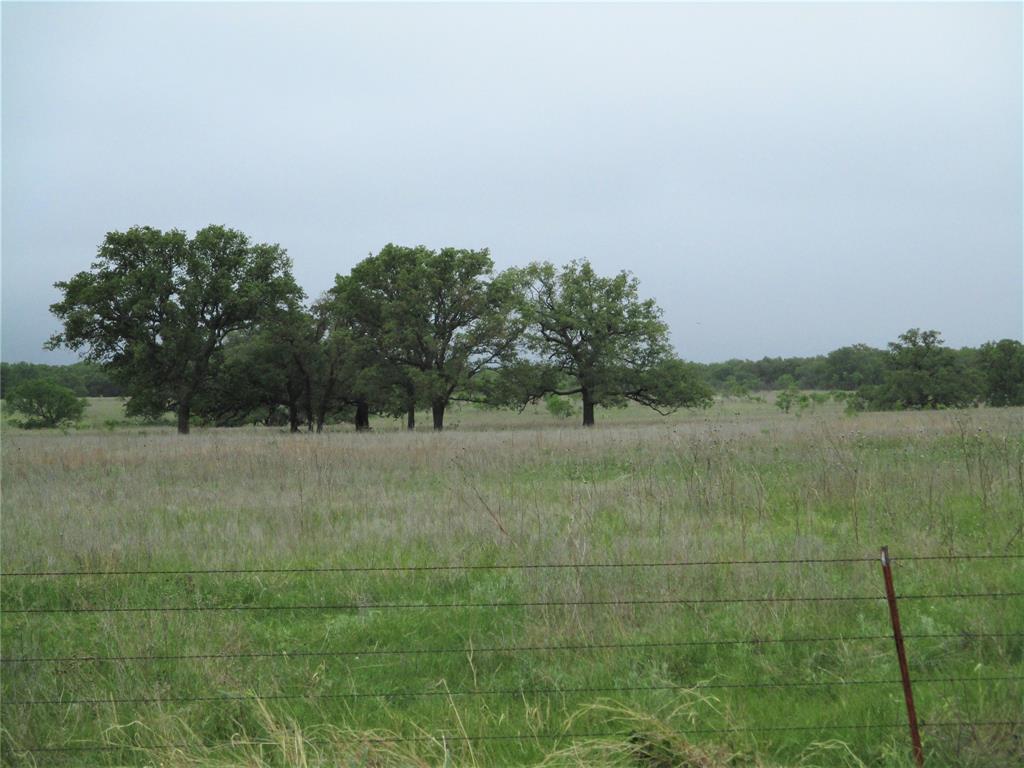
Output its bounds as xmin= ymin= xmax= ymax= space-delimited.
xmin=775 ymin=385 xmax=808 ymax=414
xmin=544 ymin=394 xmax=577 ymax=419
xmin=5 ymin=380 xmax=86 ymax=429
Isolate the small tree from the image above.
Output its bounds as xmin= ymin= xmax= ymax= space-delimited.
xmin=775 ymin=385 xmax=799 ymax=414
xmin=6 ymin=380 xmax=86 ymax=429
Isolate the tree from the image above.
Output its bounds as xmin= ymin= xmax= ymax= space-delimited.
xmin=191 ymin=326 xmax=296 ymax=429
xmin=823 ymin=343 xmax=886 ymax=390
xmin=322 ymin=278 xmax=419 ymax=432
xmin=515 ymin=260 xmax=712 ymax=426
xmin=334 ymin=244 xmax=523 ymax=430
xmin=977 ymin=339 xmax=1024 ymax=406
xmin=192 ymin=295 xmax=376 ymax=433
xmin=858 ymin=329 xmax=979 ymax=410
xmin=6 ymin=380 xmax=86 ymax=429
xmin=269 ymin=298 xmax=363 ymax=434
xmin=774 ymin=384 xmax=802 ymax=414
xmin=47 ymin=225 xmax=302 ymax=433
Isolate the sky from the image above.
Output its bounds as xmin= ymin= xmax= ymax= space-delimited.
xmin=2 ymin=1 xmax=1021 ymax=365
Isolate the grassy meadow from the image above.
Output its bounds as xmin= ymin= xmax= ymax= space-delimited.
xmin=1 ymin=397 xmax=1022 ymax=767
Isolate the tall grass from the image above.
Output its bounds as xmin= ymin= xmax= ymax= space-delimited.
xmin=1 ymin=402 xmax=1022 ymax=766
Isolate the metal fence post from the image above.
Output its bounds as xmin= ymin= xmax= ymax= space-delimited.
xmin=881 ymin=545 xmax=925 ymax=767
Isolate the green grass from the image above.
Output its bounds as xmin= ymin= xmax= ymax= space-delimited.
xmin=1 ymin=402 xmax=1022 ymax=766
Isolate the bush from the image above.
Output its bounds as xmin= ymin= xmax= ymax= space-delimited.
xmin=5 ymin=380 xmax=86 ymax=429
xmin=544 ymin=394 xmax=577 ymax=419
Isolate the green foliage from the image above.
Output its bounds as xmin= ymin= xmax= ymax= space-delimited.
xmin=720 ymin=374 xmax=755 ymax=399
xmin=196 ymin=298 xmax=373 ymax=432
xmin=977 ymin=339 xmax=1024 ymax=406
xmin=857 ymin=329 xmax=980 ymax=410
xmin=515 ymin=260 xmax=710 ymax=425
xmin=0 ymin=361 xmax=121 ymax=399
xmin=775 ymin=373 xmax=798 ymax=391
xmin=626 ymin=357 xmax=714 ymax=415
xmin=47 ymin=225 xmax=302 ymax=433
xmin=774 ymin=385 xmax=800 ymax=414
xmin=700 ymin=345 xmax=888 ymax=393
xmin=823 ymin=343 xmax=887 ymax=389
xmin=334 ymin=244 xmax=524 ymax=429
xmin=5 ymin=379 xmax=86 ymax=428
xmin=34 ymin=226 xmax=1024 ymax=428
xmin=193 ymin=326 xmax=294 ymax=428
xmin=774 ymin=387 xmax=835 ymax=416
xmin=544 ymin=394 xmax=577 ymax=419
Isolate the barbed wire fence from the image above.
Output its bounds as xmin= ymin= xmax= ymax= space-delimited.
xmin=1 ymin=549 xmax=1021 ymax=765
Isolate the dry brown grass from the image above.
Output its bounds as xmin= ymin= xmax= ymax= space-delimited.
xmin=4 ymin=404 xmax=1022 ymax=573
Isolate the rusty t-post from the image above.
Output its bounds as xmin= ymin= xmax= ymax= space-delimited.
xmin=881 ymin=546 xmax=925 ymax=767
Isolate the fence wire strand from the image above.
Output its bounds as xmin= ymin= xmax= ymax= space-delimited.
xmin=5 ymin=675 xmax=1023 ymax=707
xmin=5 ymin=591 xmax=1022 ymax=615
xmin=7 ymin=720 xmax=1022 ymax=754
xmin=2 ymin=552 xmax=1021 ymax=578
xmin=4 ymin=632 xmax=1021 ymax=666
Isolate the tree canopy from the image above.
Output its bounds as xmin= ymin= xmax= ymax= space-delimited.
xmin=333 ymin=244 xmax=523 ymax=430
xmin=510 ymin=260 xmax=712 ymax=426
xmin=5 ymin=379 xmax=86 ymax=429
xmin=855 ymin=329 xmax=980 ymax=410
xmin=47 ymin=225 xmax=302 ymax=433
xmin=977 ymin=339 xmax=1024 ymax=407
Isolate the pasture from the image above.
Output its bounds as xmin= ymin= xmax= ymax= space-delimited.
xmin=1 ymin=399 xmax=1022 ymax=767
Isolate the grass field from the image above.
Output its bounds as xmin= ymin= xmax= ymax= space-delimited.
xmin=1 ymin=398 xmax=1022 ymax=767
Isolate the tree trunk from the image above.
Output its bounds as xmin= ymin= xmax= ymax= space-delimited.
xmin=303 ymin=375 xmax=315 ymax=432
xmin=315 ymin=393 xmax=328 ymax=433
xmin=316 ymin=362 xmax=338 ymax=434
xmin=288 ymin=400 xmax=300 ymax=433
xmin=432 ymin=400 xmax=445 ymax=431
xmin=581 ymin=389 xmax=595 ymax=427
xmin=406 ymin=404 xmax=416 ymax=431
xmin=355 ymin=401 xmax=371 ymax=431
xmin=177 ymin=401 xmax=191 ymax=435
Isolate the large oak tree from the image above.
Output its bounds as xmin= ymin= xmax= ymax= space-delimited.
xmin=48 ymin=225 xmax=301 ymax=433
xmin=514 ymin=260 xmax=712 ymax=426
xmin=333 ymin=244 xmax=522 ymax=430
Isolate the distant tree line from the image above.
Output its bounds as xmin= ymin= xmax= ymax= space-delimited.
xmin=702 ymin=344 xmax=887 ymax=393
xmin=0 ymin=361 xmax=123 ymax=399
xmin=5 ymin=225 xmax=1022 ymax=432
xmin=700 ymin=330 xmax=1024 ymax=411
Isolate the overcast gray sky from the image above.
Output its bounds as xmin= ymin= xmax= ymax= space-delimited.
xmin=3 ymin=2 xmax=1021 ymax=364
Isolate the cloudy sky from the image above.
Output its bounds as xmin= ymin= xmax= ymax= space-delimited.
xmin=3 ymin=2 xmax=1021 ymax=364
